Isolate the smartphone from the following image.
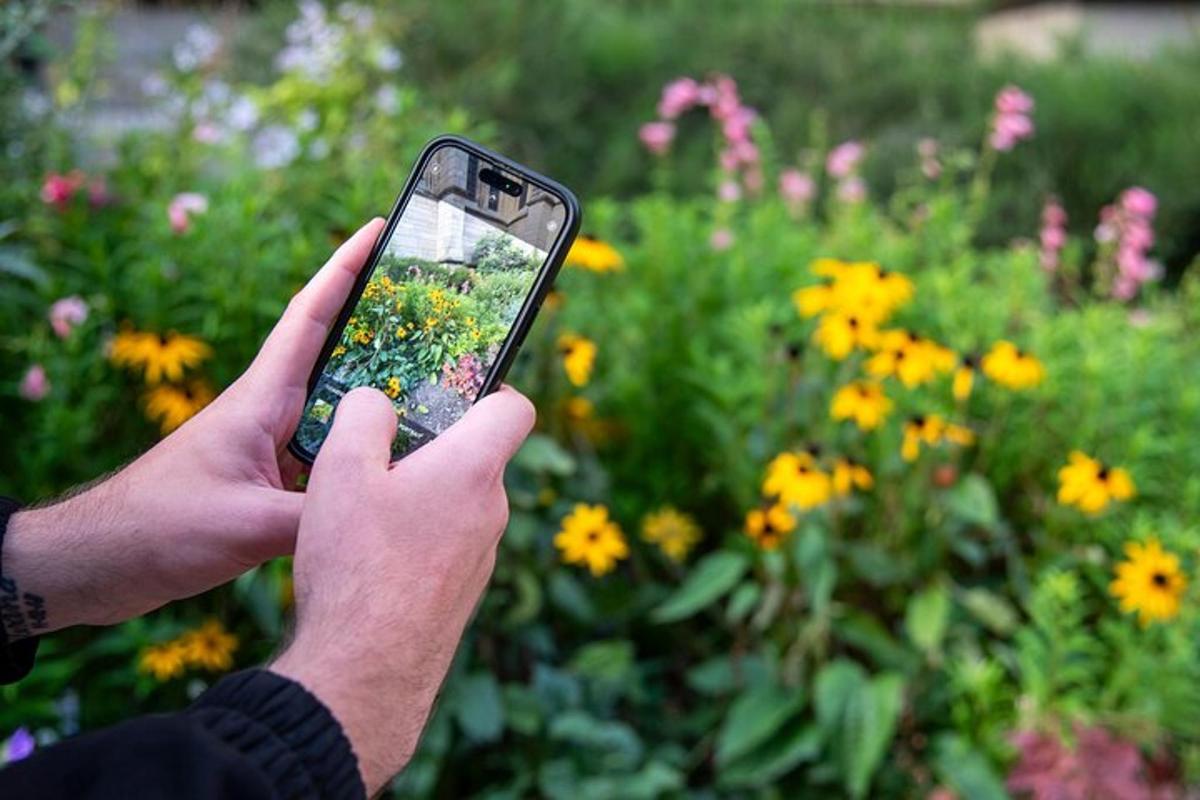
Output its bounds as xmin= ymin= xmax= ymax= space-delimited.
xmin=288 ymin=135 xmax=580 ymax=463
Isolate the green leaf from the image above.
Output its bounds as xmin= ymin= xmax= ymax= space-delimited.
xmin=568 ymin=639 xmax=634 ymax=683
xmin=548 ymin=571 xmax=596 ymax=623
xmin=960 ymin=587 xmax=1018 ymax=635
xmin=725 ymin=582 xmax=762 ymax=624
xmin=932 ymin=734 xmax=1008 ymax=800
xmin=685 ymin=653 xmax=773 ymax=697
xmin=715 ymin=684 xmax=806 ymax=766
xmin=945 ymin=473 xmax=999 ymax=528
xmin=549 ymin=710 xmax=643 ymax=769
xmin=842 ymin=673 xmax=905 ymax=798
xmin=719 ymin=724 xmax=821 ymax=787
xmin=814 ymin=660 xmax=866 ymax=735
xmin=453 ymin=672 xmax=506 ymax=743
xmin=513 ymin=433 xmax=577 ymax=476
xmin=652 ymin=551 xmax=749 ymax=623
xmin=905 ymin=583 xmax=951 ymax=655
xmin=502 ymin=684 xmax=542 ymax=736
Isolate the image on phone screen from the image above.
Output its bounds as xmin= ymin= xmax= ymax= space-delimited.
xmin=293 ymin=142 xmax=571 ymax=459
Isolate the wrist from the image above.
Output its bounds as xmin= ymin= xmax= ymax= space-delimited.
xmin=271 ymin=643 xmax=431 ymax=795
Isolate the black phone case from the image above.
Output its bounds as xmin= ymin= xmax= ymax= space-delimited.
xmin=287 ymin=134 xmax=582 ymax=465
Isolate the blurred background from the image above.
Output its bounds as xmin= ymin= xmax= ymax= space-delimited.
xmin=2 ymin=1 xmax=1200 ymax=797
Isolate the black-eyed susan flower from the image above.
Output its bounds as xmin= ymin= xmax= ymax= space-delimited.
xmin=866 ymin=330 xmax=955 ymax=388
xmin=1057 ymin=451 xmax=1136 ymax=514
xmin=641 ymin=507 xmax=702 ymax=562
xmin=1110 ymin=538 xmax=1186 ymax=626
xmin=566 ymin=235 xmax=624 ymax=273
xmin=901 ymin=414 xmax=974 ymax=462
xmin=832 ymin=457 xmax=873 ymax=496
xmin=744 ymin=504 xmax=797 ymax=551
xmin=762 ymin=451 xmax=832 ymax=510
xmin=384 ymin=376 xmax=402 ymax=399
xmin=179 ymin=619 xmax=239 ymax=672
xmin=144 ymin=380 xmax=215 ymax=434
xmin=813 ymin=312 xmax=880 ymax=360
xmin=981 ymin=341 xmax=1044 ymax=390
xmin=798 ymin=259 xmax=915 ymax=326
xmin=830 ymin=381 xmax=892 ymax=431
xmin=953 ymin=355 xmax=978 ymax=401
xmin=110 ymin=328 xmax=212 ymax=384
xmin=558 ymin=333 xmax=597 ymax=387
xmin=138 ymin=641 xmax=187 ymax=682
xmin=554 ymin=503 xmax=628 ymax=576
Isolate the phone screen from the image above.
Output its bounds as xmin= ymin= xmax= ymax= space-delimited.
xmin=293 ymin=141 xmax=570 ymax=459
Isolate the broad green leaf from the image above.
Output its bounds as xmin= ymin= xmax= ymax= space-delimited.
xmin=932 ymin=734 xmax=1007 ymax=800
xmin=946 ymin=473 xmax=999 ymax=528
xmin=719 ymin=724 xmax=821 ymax=787
xmin=548 ymin=571 xmax=597 ymax=623
xmin=651 ymin=551 xmax=749 ymax=623
xmin=453 ymin=672 xmax=505 ymax=743
xmin=513 ymin=433 xmax=577 ymax=476
xmin=502 ymin=684 xmax=542 ymax=736
xmin=905 ymin=583 xmax=951 ymax=655
xmin=725 ymin=582 xmax=761 ymax=624
xmin=685 ymin=653 xmax=773 ymax=696
xmin=960 ymin=587 xmax=1019 ymax=635
xmin=502 ymin=566 xmax=543 ymax=627
xmin=549 ymin=710 xmax=643 ymax=769
xmin=814 ymin=659 xmax=866 ymax=735
xmin=715 ymin=684 xmax=806 ymax=766
xmin=837 ymin=613 xmax=920 ymax=675
xmin=842 ymin=673 xmax=905 ymax=798
xmin=568 ymin=639 xmax=634 ymax=683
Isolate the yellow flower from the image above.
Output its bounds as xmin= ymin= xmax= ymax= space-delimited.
xmin=832 ymin=457 xmax=874 ymax=496
xmin=332 ymin=344 xmax=347 ymax=357
xmin=762 ymin=451 xmax=832 ymax=510
xmin=395 ymin=326 xmax=407 ymax=340
xmin=830 ymin=381 xmax=892 ymax=431
xmin=110 ymin=328 xmax=212 ymax=384
xmin=796 ymin=259 xmax=915 ymax=326
xmin=566 ymin=235 xmax=625 ymax=272
xmin=744 ymin=504 xmax=797 ymax=551
xmin=641 ymin=507 xmax=702 ymax=562
xmin=1057 ymin=451 xmax=1136 ymax=514
xmin=138 ymin=642 xmax=187 ymax=682
xmin=565 ymin=395 xmax=594 ymax=421
xmin=144 ymin=380 xmax=215 ymax=435
xmin=179 ymin=619 xmax=238 ymax=673
xmin=353 ymin=329 xmax=373 ymax=345
xmin=558 ymin=333 xmax=597 ymax=387
xmin=901 ymin=415 xmax=974 ymax=462
xmin=953 ymin=356 xmax=977 ymax=402
xmin=813 ymin=312 xmax=879 ymax=360
xmin=866 ymin=330 xmax=954 ymax=388
xmin=981 ymin=341 xmax=1044 ymax=390
xmin=384 ymin=376 xmax=402 ymax=399
xmin=554 ymin=504 xmax=629 ymax=576
xmin=1110 ymin=538 xmax=1186 ymax=626
xmin=792 ymin=284 xmax=833 ymax=318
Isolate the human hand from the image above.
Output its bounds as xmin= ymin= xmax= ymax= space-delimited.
xmin=270 ymin=385 xmax=535 ymax=794
xmin=2 ymin=218 xmax=386 ymax=638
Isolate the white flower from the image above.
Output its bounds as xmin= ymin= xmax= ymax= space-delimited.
xmin=337 ymin=2 xmax=375 ymax=32
xmin=227 ymin=96 xmax=260 ymax=132
xmin=252 ymin=125 xmax=302 ymax=170
xmin=140 ymin=73 xmax=169 ymax=98
xmin=173 ymin=24 xmax=221 ymax=72
xmin=296 ymin=108 xmax=320 ymax=133
xmin=373 ymin=44 xmax=403 ymax=72
xmin=309 ymin=138 xmax=331 ymax=160
xmin=375 ymin=85 xmax=400 ymax=115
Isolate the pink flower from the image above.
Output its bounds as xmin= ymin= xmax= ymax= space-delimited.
xmin=709 ymin=228 xmax=734 ymax=251
xmin=918 ymin=138 xmax=941 ymax=179
xmin=994 ymin=85 xmax=1034 ymax=115
xmin=779 ymin=169 xmax=815 ymax=207
xmin=1042 ymin=200 xmax=1067 ymax=229
xmin=826 ymin=141 xmax=864 ymax=179
xmin=40 ymin=171 xmax=86 ymax=210
xmin=837 ymin=176 xmax=866 ymax=204
xmin=1040 ymin=226 xmax=1066 ymax=251
xmin=1039 ymin=198 xmax=1067 ymax=272
xmin=638 ymin=121 xmax=676 ymax=156
xmin=19 ymin=365 xmax=49 ymax=402
xmin=718 ymin=180 xmax=741 ymax=203
xmin=721 ymin=106 xmax=756 ymax=143
xmin=657 ymin=77 xmax=701 ymax=119
xmin=742 ymin=168 xmax=764 ymax=195
xmin=48 ymin=296 xmax=89 ymax=339
xmin=1120 ymin=186 xmax=1157 ymax=218
xmin=88 ymin=179 xmax=111 ymax=208
xmin=167 ymin=192 xmax=209 ymax=234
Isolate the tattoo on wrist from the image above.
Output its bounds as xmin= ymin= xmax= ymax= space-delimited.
xmin=0 ymin=574 xmax=48 ymax=641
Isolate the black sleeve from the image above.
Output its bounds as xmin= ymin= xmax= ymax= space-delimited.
xmin=0 ymin=496 xmax=39 ymax=683
xmin=0 ymin=669 xmax=366 ymax=800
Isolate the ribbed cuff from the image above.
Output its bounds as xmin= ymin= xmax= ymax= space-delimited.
xmin=0 ymin=496 xmax=39 ymax=685
xmin=190 ymin=669 xmax=365 ymax=800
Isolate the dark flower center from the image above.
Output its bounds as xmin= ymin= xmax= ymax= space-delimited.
xmin=586 ymin=529 xmax=601 ymax=543
xmin=1097 ymin=467 xmax=1110 ymax=481
xmin=1152 ymin=572 xmax=1169 ymax=588
xmin=159 ymin=333 xmax=170 ymax=346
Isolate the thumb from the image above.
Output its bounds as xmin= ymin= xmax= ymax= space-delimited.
xmin=314 ymin=387 xmax=398 ymax=474
xmin=430 ymin=386 xmax=536 ymax=477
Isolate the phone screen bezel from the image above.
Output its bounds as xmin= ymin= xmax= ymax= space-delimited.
xmin=286 ymin=134 xmax=581 ymax=465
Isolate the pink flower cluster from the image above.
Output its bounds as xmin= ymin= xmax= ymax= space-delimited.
xmin=40 ymin=171 xmax=110 ymax=211
xmin=1096 ymin=186 xmax=1160 ymax=301
xmin=1039 ymin=197 xmax=1067 ymax=272
xmin=826 ymin=140 xmax=866 ymax=203
xmin=168 ymin=192 xmax=210 ymax=234
xmin=778 ymin=168 xmax=814 ymax=215
xmin=48 ymin=295 xmax=89 ymax=339
xmin=1007 ymin=724 xmax=1177 ymax=800
xmin=918 ymin=138 xmax=941 ymax=180
xmin=989 ymin=86 xmax=1035 ymax=152
xmin=640 ymin=75 xmax=762 ymax=192
xmin=20 ymin=364 xmax=50 ymax=401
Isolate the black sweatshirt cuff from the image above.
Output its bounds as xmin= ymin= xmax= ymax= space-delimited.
xmin=190 ymin=669 xmax=365 ymax=800
xmin=0 ymin=496 xmax=39 ymax=685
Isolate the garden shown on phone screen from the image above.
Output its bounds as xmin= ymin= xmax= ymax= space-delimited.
xmin=295 ymin=145 xmax=565 ymax=457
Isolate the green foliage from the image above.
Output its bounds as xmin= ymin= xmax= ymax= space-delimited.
xmin=4 ymin=2 xmax=1200 ymax=796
